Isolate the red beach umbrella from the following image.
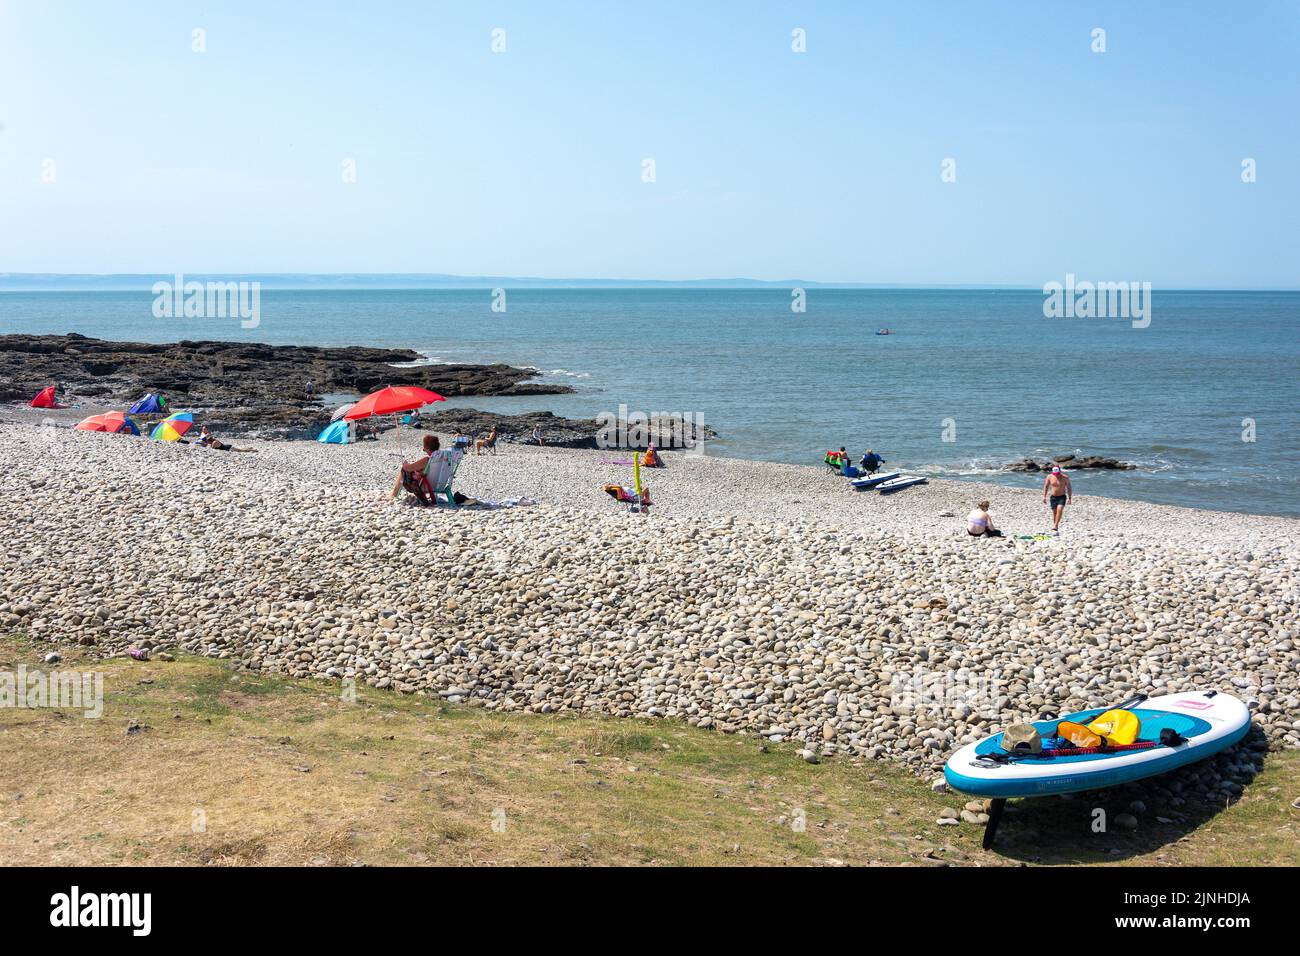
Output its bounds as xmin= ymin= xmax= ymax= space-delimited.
xmin=74 ymin=411 xmax=141 ymax=435
xmin=344 ymin=386 xmax=444 ymax=420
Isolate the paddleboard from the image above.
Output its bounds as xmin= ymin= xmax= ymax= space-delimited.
xmin=851 ymin=471 xmax=900 ymax=489
xmin=877 ymin=475 xmax=928 ymax=493
xmin=944 ymin=691 xmax=1251 ymax=798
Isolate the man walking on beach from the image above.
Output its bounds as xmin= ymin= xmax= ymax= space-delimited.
xmin=1042 ymin=465 xmax=1072 ymax=533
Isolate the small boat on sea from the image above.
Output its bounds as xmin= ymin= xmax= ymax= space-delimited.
xmin=875 ymin=328 xmax=892 ymax=336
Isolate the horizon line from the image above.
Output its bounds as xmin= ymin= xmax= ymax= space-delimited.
xmin=1 ymin=273 xmax=1298 ymax=293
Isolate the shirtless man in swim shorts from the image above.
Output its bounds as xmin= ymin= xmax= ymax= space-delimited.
xmin=1042 ymin=465 xmax=1072 ymax=533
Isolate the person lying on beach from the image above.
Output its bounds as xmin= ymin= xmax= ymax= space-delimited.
xmin=475 ymin=426 xmax=498 ymax=456
xmin=197 ymin=426 xmax=258 ymax=453
xmin=1043 ymin=465 xmax=1073 ymax=533
xmin=967 ymin=500 xmax=1003 ymax=537
xmin=390 ymin=434 xmax=440 ymax=500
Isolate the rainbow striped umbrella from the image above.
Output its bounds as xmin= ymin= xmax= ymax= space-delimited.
xmin=150 ymin=412 xmax=194 ymax=442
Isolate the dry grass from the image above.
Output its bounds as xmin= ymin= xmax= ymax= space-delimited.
xmin=2 ymin=633 xmax=1296 ymax=866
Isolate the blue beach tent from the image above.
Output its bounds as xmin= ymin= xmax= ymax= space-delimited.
xmin=128 ymin=392 xmax=167 ymax=414
xmin=317 ymin=420 xmax=352 ymax=444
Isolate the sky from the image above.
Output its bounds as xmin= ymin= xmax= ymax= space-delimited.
xmin=1 ymin=1 xmax=1297 ymax=287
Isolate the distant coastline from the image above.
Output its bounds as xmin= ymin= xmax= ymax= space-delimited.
xmin=4 ymin=274 xmax=1299 ymax=293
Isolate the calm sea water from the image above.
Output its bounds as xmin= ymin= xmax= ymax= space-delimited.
xmin=4 ymin=288 xmax=1298 ymax=516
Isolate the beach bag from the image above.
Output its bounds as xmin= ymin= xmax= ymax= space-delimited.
xmin=1058 ymin=709 xmax=1140 ymax=748
xmin=1057 ymin=721 xmax=1103 ymax=749
xmin=1086 ymin=709 xmax=1141 ymax=746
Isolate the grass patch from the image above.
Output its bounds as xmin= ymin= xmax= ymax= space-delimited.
xmin=1 ymin=632 xmax=1296 ymax=866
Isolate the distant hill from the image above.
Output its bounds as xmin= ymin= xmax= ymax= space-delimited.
xmin=0 ymin=273 xmax=1021 ymax=291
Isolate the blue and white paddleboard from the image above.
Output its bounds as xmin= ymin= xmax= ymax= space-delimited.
xmin=877 ymin=475 xmax=928 ymax=493
xmin=851 ymin=471 xmax=900 ymax=489
xmin=944 ymin=691 xmax=1251 ymax=798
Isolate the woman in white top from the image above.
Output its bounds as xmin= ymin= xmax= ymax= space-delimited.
xmin=967 ymin=500 xmax=1002 ymax=537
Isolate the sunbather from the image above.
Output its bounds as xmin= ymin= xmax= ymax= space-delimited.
xmin=967 ymin=500 xmax=1003 ymax=537
xmin=475 ymin=426 xmax=498 ymax=456
xmin=197 ymin=426 xmax=258 ymax=453
xmin=390 ymin=434 xmax=440 ymax=501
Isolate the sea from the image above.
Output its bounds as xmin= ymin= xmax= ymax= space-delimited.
xmin=3 ymin=286 xmax=1298 ymax=517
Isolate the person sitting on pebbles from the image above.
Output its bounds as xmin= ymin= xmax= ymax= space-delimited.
xmin=390 ymin=434 xmax=440 ymax=501
xmin=967 ymin=500 xmax=1003 ymax=538
xmin=197 ymin=426 xmax=258 ymax=453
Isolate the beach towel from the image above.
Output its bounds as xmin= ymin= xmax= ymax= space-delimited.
xmin=600 ymin=458 xmax=636 ymax=465
xmin=458 ymin=497 xmax=539 ymax=510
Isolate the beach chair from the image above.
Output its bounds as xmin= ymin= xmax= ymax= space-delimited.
xmin=421 ymin=448 xmax=464 ymax=506
xmin=823 ymin=450 xmax=847 ymax=473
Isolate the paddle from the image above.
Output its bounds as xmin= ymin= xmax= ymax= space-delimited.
xmin=1038 ymin=692 xmax=1147 ymax=723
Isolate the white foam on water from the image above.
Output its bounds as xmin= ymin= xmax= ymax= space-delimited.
xmin=388 ymin=350 xmax=449 ymax=368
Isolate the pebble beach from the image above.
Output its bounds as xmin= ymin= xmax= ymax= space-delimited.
xmin=3 ymin=406 xmax=1298 ymax=784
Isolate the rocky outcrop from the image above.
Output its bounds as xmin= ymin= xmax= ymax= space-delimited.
xmin=404 ymin=409 xmax=718 ymax=449
xmin=1 ymin=333 xmax=572 ymax=438
xmin=1007 ymin=454 xmax=1136 ymax=472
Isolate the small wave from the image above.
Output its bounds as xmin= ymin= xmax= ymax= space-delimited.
xmin=919 ymin=462 xmax=1005 ymax=477
xmin=545 ymin=368 xmax=591 ymax=379
xmin=1141 ymin=458 xmax=1176 ymax=474
xmin=389 ymin=349 xmax=449 ymax=368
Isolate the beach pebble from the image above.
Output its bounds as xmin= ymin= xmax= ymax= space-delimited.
xmin=1 ymin=416 xmax=1296 ymax=788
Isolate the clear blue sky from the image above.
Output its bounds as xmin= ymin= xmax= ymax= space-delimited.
xmin=1 ymin=1 xmax=1297 ymax=286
